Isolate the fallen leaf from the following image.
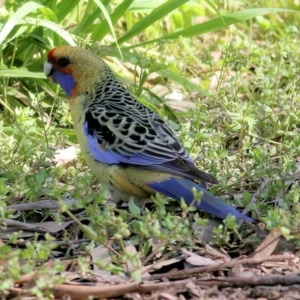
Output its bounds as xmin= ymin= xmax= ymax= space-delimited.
xmin=164 ymin=90 xmax=184 ymax=102
xmin=204 ymin=244 xmax=230 ymax=261
xmin=143 ymin=257 xmax=183 ymax=273
xmin=53 ymin=146 xmax=78 ymax=167
xmin=192 ymin=219 xmax=222 ymax=243
xmin=43 ymin=258 xmax=78 ymax=272
xmin=90 ymin=245 xmax=125 ymax=281
xmin=1 ymin=228 xmax=36 ymax=239
xmin=30 ymin=221 xmax=74 ymax=233
xmin=249 ymin=228 xmax=282 ymax=259
xmin=166 ymin=100 xmax=196 ymax=112
xmin=182 ymin=249 xmax=222 ymax=267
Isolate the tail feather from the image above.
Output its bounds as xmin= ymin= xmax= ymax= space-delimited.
xmin=148 ymin=177 xmax=252 ymax=222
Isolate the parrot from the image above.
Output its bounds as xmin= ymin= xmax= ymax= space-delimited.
xmin=44 ymin=45 xmax=252 ymax=222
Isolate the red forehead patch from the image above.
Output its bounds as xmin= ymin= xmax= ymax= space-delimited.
xmin=47 ymin=48 xmax=56 ymax=62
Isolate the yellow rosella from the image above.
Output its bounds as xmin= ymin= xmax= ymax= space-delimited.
xmin=44 ymin=46 xmax=252 ymax=221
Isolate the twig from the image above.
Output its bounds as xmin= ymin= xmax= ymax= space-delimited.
xmin=140 ymin=275 xmax=300 ymax=290
xmin=144 ymin=253 xmax=295 ymax=281
xmin=17 ymin=273 xmax=300 ymax=300
xmin=52 ymin=282 xmax=139 ymax=300
xmin=192 ymin=275 xmax=300 ymax=287
xmin=3 ymin=219 xmax=48 ymax=233
xmin=5 ymin=198 xmax=77 ymax=211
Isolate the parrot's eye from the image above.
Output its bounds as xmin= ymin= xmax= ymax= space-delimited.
xmin=57 ymin=57 xmax=71 ymax=68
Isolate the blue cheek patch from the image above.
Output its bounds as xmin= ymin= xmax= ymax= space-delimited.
xmin=53 ymin=71 xmax=75 ymax=97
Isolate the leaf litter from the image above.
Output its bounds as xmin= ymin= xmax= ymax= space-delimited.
xmin=2 ymin=177 xmax=300 ymax=300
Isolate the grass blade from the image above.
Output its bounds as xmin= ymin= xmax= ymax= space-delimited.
xmin=158 ymin=69 xmax=208 ymax=96
xmin=24 ymin=18 xmax=76 ymax=46
xmin=0 ymin=2 xmax=43 ymax=45
xmin=91 ymin=0 xmax=134 ymax=41
xmin=205 ymin=0 xmax=223 ymax=21
xmin=0 ymin=70 xmax=45 ymax=78
xmin=116 ymin=0 xmax=189 ymax=45
xmin=55 ymin=0 xmax=81 ymax=22
xmin=125 ymin=7 xmax=296 ymax=48
xmin=92 ymin=0 xmax=122 ymax=58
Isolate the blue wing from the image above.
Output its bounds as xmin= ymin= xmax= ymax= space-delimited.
xmin=83 ymin=89 xmax=218 ymax=186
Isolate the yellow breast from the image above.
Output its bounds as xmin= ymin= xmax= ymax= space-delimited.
xmin=69 ymin=95 xmax=108 ymax=184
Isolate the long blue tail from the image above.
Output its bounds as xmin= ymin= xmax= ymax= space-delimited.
xmin=148 ymin=177 xmax=252 ymax=222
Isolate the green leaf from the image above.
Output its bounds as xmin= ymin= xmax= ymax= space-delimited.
xmin=23 ymin=18 xmax=76 ymax=46
xmin=0 ymin=1 xmax=43 ymax=45
xmin=75 ymin=0 xmax=102 ymax=36
xmin=158 ymin=69 xmax=208 ymax=96
xmin=2 ymin=25 xmax=28 ymax=45
xmin=0 ymin=70 xmax=45 ymax=79
xmin=142 ymin=239 xmax=152 ymax=256
xmin=128 ymin=0 xmax=167 ymax=12
xmin=126 ymin=7 xmax=297 ymax=48
xmin=205 ymin=0 xmax=223 ymax=22
xmin=116 ymin=0 xmax=189 ymax=44
xmin=92 ymin=0 xmax=122 ymax=58
xmin=91 ymin=0 xmax=134 ymax=41
xmin=81 ymin=224 xmax=98 ymax=240
xmin=128 ymin=199 xmax=141 ymax=217
xmin=130 ymin=269 xmax=142 ymax=282
xmin=55 ymin=0 xmax=81 ymax=22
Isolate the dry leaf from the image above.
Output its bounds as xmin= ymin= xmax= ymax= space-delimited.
xmin=64 ymin=272 xmax=92 ymax=284
xmin=250 ymin=228 xmax=282 ymax=259
xmin=54 ymin=146 xmax=78 ymax=167
xmin=143 ymin=257 xmax=182 ymax=273
xmin=5 ymin=198 xmax=77 ymax=211
xmin=182 ymin=249 xmax=221 ymax=267
xmin=43 ymin=258 xmax=78 ymax=271
xmin=150 ymin=84 xmax=168 ymax=97
xmin=30 ymin=221 xmax=74 ymax=233
xmin=192 ymin=219 xmax=222 ymax=243
xmin=204 ymin=244 xmax=230 ymax=261
xmin=164 ymin=90 xmax=184 ymax=102
xmin=229 ymin=264 xmax=254 ymax=277
xmin=90 ymin=245 xmax=125 ymax=281
xmin=1 ymin=228 xmax=36 ymax=239
xmin=1 ymin=219 xmax=74 ymax=240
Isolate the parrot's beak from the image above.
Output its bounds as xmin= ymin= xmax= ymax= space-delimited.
xmin=44 ymin=61 xmax=55 ymax=82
